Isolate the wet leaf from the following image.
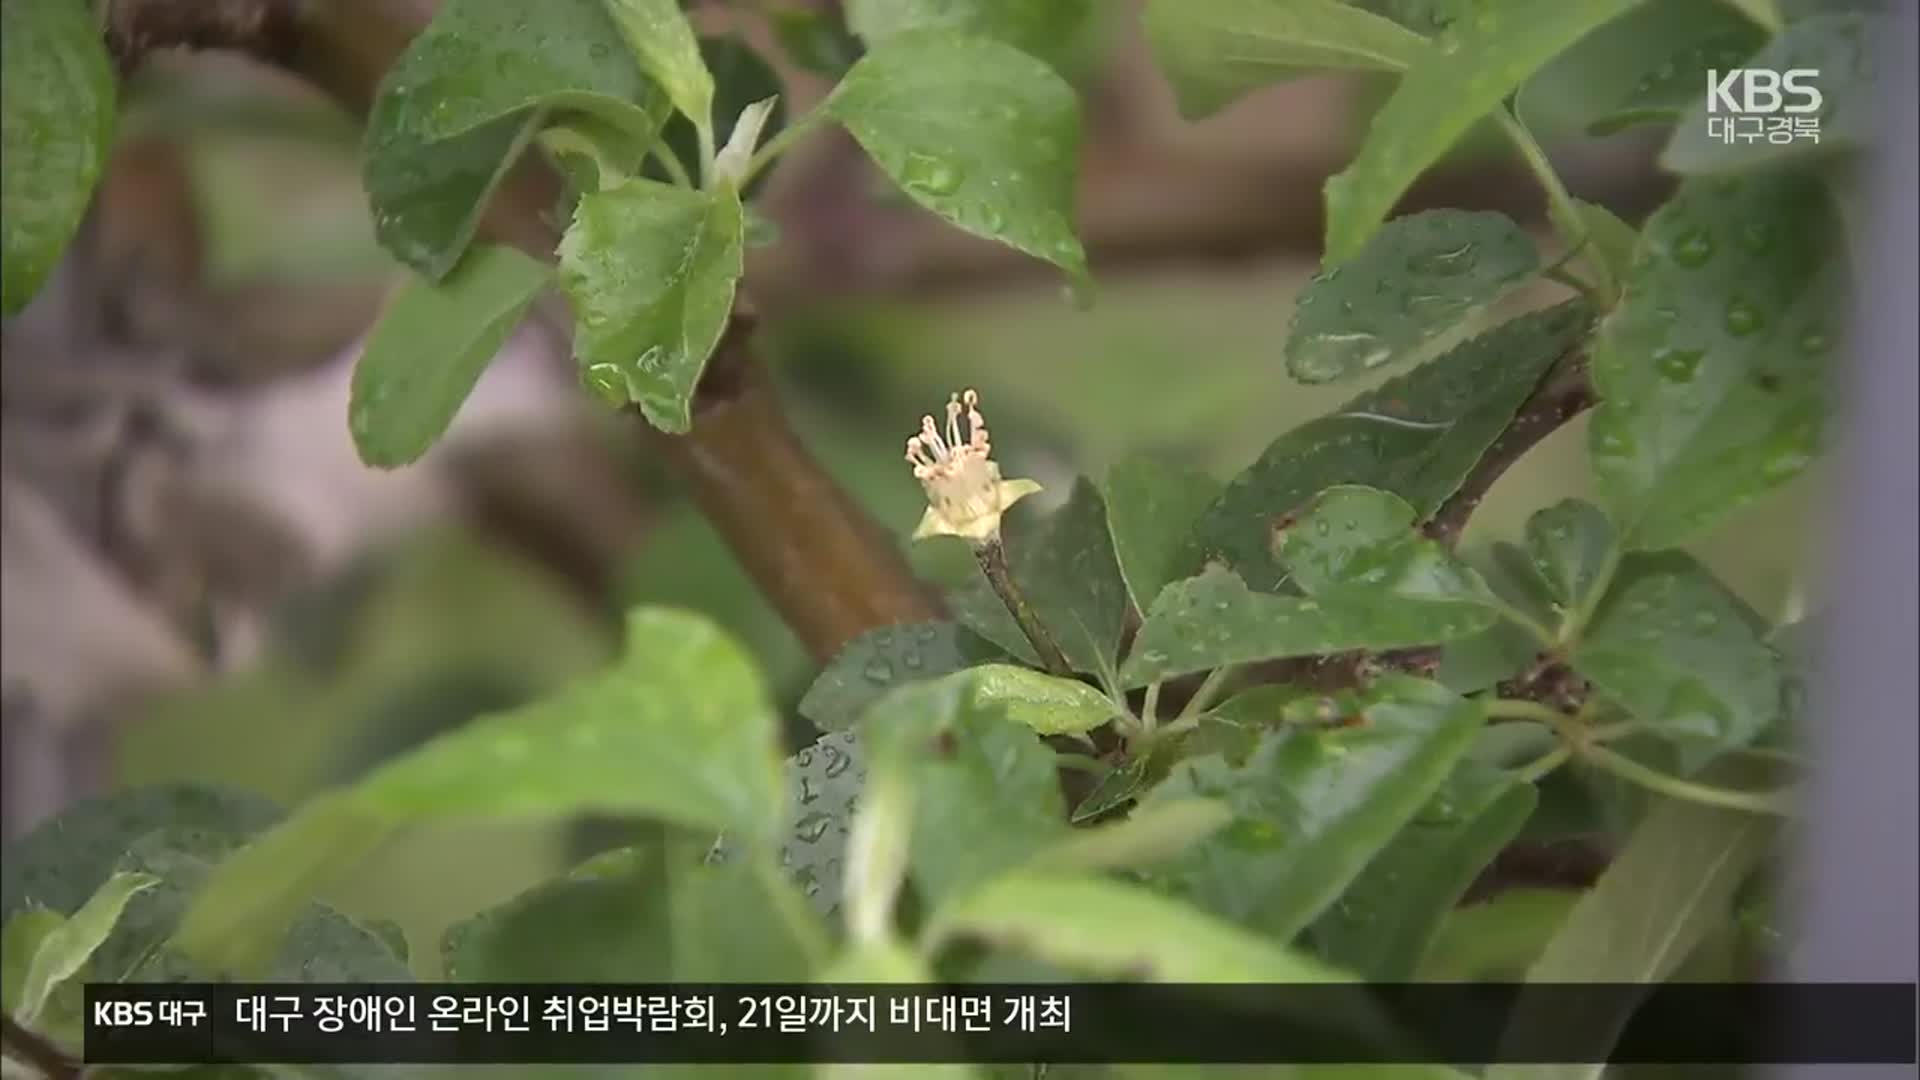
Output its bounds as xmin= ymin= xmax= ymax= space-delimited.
xmin=1105 ymin=454 xmax=1225 ymax=614
xmin=1571 ymin=198 xmax=1639 ymax=294
xmin=847 ymin=0 xmax=1098 ymax=74
xmin=669 ymin=849 xmax=830 ymax=982
xmin=766 ymin=731 xmax=869 ymax=920
xmin=1522 ymin=499 xmax=1618 ymax=621
xmin=1032 ymin=798 xmax=1234 ymax=874
xmin=1487 ymin=760 xmax=1776 ymax=1077
xmin=1664 ymin=14 xmax=1880 ymax=173
xmin=950 ymin=479 xmax=1131 ymax=681
xmin=349 ymin=245 xmax=551 ymax=467
xmin=860 ymin=676 xmax=1068 ymax=906
xmin=1419 ymin=887 xmax=1579 ymax=980
xmin=651 ymin=36 xmax=787 ymax=197
xmin=928 ymin=872 xmax=1358 ymax=981
xmin=1142 ymin=0 xmax=1428 ymax=120
xmin=1286 ymin=211 xmax=1540 ymax=384
xmin=1324 ymin=0 xmax=1651 ymax=262
xmin=1134 ymin=676 xmax=1485 ymax=941
xmin=1572 ymin=552 xmax=1784 ymax=765
xmin=1119 ymin=562 xmax=1498 ymax=688
xmin=173 ymin=609 xmax=783 ymax=974
xmin=968 ymin=664 xmax=1120 ymax=735
xmin=14 ymin=873 xmax=155 ymax=1022
xmin=799 ymin=621 xmax=1003 ymax=733
xmin=1310 ymin=761 xmax=1535 ymax=979
xmin=1520 ymin=0 xmax=1766 ymax=135
xmin=559 ymin=178 xmax=745 ymax=433
xmin=441 ymin=843 xmax=671 ymax=981
xmin=363 ymin=0 xmax=670 ymax=278
xmin=1 ymin=785 xmax=282 ymax=922
xmin=1 ymin=0 xmax=116 ymax=313
xmin=825 ymin=31 xmax=1088 ymax=284
xmin=601 ymin=0 xmax=714 ymax=145
xmin=1187 ymin=301 xmax=1590 ymax=591
xmin=1588 ymin=171 xmax=1840 ymax=550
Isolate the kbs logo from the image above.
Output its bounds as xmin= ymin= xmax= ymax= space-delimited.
xmin=1704 ymin=69 xmax=1822 ymax=147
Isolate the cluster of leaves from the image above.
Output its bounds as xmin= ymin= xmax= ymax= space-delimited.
xmin=0 ymin=0 xmax=1875 ymax=1075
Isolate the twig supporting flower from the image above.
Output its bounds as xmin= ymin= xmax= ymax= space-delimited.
xmin=905 ymin=390 xmax=1072 ymax=675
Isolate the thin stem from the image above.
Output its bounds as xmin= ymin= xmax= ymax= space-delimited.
xmin=1177 ymin=666 xmax=1235 ymax=724
xmin=1582 ymin=743 xmax=1796 ymax=817
xmin=1496 ymin=107 xmax=1616 ymax=305
xmin=537 ymin=128 xmax=628 ymax=191
xmin=973 ymin=537 xmax=1074 ymax=676
xmin=740 ymin=111 xmax=822 ymax=189
xmin=1560 ymin=544 xmax=1622 ymax=647
xmin=1514 ymin=743 xmax=1574 ymax=785
xmin=1140 ymin=681 xmax=1163 ymax=732
xmin=652 ymin=142 xmax=696 ymax=188
xmin=696 ymin=116 xmax=718 ymax=188
xmin=1485 ymin=698 xmax=1569 ymax=726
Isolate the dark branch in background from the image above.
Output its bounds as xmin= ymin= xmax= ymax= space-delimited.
xmin=102 ymin=0 xmax=942 ymax=664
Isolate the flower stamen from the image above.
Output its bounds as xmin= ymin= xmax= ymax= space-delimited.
xmin=901 ymin=388 xmax=1040 ymax=544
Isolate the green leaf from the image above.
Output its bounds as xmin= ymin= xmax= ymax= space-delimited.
xmin=861 ymin=676 xmax=1068 ymax=906
xmin=772 ymin=8 xmax=864 ymax=78
xmin=1187 ymin=301 xmax=1590 ymax=591
xmin=656 ymin=36 xmax=787 ymax=197
xmin=1286 ymin=211 xmax=1540 ymax=384
xmin=846 ymin=0 xmax=1097 ymax=74
xmin=560 ymin=179 xmax=745 ymax=432
xmin=1323 ymin=0 xmax=1653 ymax=262
xmin=1570 ymin=198 xmax=1639 ymax=292
xmin=441 ymin=843 xmax=670 ymax=981
xmin=1435 ymin=621 xmax=1541 ymax=694
xmin=1119 ymin=562 xmax=1498 ymax=687
xmin=348 ymin=244 xmax=551 ymax=468
xmin=1 ymin=908 xmax=63 ymax=1013
xmin=362 ymin=0 xmax=671 ymax=278
xmin=825 ymin=31 xmax=1088 ymax=283
xmin=1418 ymin=887 xmax=1579 ymax=980
xmin=1105 ymin=454 xmax=1225 ymax=614
xmin=1664 ymin=13 xmax=1879 ymax=173
xmin=1486 ymin=763 xmax=1776 ymax=1080
xmin=1275 ymin=486 xmax=1499 ymax=606
xmin=669 ymin=851 xmax=830 ymax=982
xmin=601 ymin=0 xmax=715 ymax=146
xmin=1571 ymin=552 xmax=1784 ymax=765
xmin=0 ymin=0 xmax=116 ymax=314
xmin=1135 ymin=676 xmax=1484 ymax=941
xmin=814 ymin=941 xmax=983 ymax=1080
xmin=1142 ymin=0 xmax=1429 ymax=120
xmin=15 ymin=873 xmax=156 ymax=1022
xmin=950 ymin=479 xmax=1131 ymax=681
xmin=1309 ymin=761 xmax=1535 ymax=979
xmin=1030 ymin=798 xmax=1234 ymax=874
xmin=745 ymin=731 xmax=869 ymax=922
xmin=843 ymin=765 xmax=915 ymax=941
xmin=1072 ymin=752 xmax=1160 ymax=823
xmin=112 ymin=828 xmax=410 ymax=985
xmin=1520 ymin=0 xmax=1766 ymax=136
xmin=968 ymin=664 xmax=1119 ymax=735
xmin=929 ymin=872 xmax=1358 ymax=981
xmin=2 ymin=784 xmax=282 ymax=922
xmin=1588 ymin=170 xmax=1839 ymax=550
xmin=1522 ymin=499 xmax=1618 ymax=620
xmin=798 ymin=621 xmax=1003 ymax=733
xmin=173 ymin=609 xmax=783 ymax=974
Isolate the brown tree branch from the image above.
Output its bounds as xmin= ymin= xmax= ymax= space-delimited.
xmin=103 ymin=0 xmax=940 ymax=663
xmin=1423 ymin=349 xmax=1597 ymax=548
xmin=1 ymin=1013 xmax=81 ymax=1080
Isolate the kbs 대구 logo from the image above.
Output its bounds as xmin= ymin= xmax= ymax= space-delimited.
xmin=1705 ymin=69 xmax=1823 ymax=147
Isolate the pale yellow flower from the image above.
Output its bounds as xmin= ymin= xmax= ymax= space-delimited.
xmin=904 ymin=389 xmax=1042 ymax=543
